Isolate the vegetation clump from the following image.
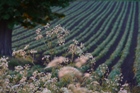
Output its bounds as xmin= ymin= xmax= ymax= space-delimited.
xmin=0 ymin=24 xmax=133 ymax=93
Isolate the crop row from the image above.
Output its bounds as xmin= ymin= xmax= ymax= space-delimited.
xmin=108 ymin=2 xmax=134 ymax=80
xmin=43 ymin=2 xmax=114 ymax=55
xmin=134 ymin=2 xmax=140 ymax=85
xmin=12 ymin=1 xmax=89 ymax=48
xmin=18 ymin=1 xmax=108 ymax=51
xmin=12 ymin=2 xmax=139 ymax=85
xmin=97 ymin=2 xmax=129 ymax=66
xmin=28 ymin=1 xmax=102 ymax=50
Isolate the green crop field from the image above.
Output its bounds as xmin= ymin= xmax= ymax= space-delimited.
xmin=12 ymin=0 xmax=140 ymax=86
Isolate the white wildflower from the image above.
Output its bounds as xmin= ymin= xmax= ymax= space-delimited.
xmin=46 ymin=56 xmax=66 ymax=68
xmin=75 ymin=55 xmax=88 ymax=68
xmin=42 ymin=88 xmax=51 ymax=93
xmin=73 ymin=39 xmax=79 ymax=45
xmin=35 ymin=34 xmax=43 ymax=40
xmin=84 ymin=73 xmax=91 ymax=78
xmin=61 ymin=87 xmax=72 ymax=93
xmin=92 ymin=81 xmax=99 ymax=85
xmin=20 ymin=76 xmax=27 ymax=83
xmin=122 ymin=83 xmax=129 ymax=87
xmin=118 ymin=89 xmax=128 ymax=93
xmin=30 ymin=50 xmax=37 ymax=54
xmin=15 ymin=66 xmax=23 ymax=72
xmin=36 ymin=28 xmax=41 ymax=34
xmin=44 ymin=23 xmax=50 ymax=29
xmin=80 ymin=43 xmax=85 ymax=48
xmin=24 ymin=44 xmax=29 ymax=50
xmin=58 ymin=66 xmax=82 ymax=81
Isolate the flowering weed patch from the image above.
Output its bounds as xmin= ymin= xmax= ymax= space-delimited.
xmin=1 ymin=24 xmax=132 ymax=93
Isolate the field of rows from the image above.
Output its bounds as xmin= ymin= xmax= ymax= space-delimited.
xmin=12 ymin=1 xmax=140 ymax=86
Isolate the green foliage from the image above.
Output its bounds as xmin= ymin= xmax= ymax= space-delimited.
xmin=57 ymin=77 xmax=71 ymax=87
xmin=27 ymin=65 xmax=44 ymax=77
xmin=8 ymin=57 xmax=32 ymax=69
xmin=0 ymin=0 xmax=74 ymax=29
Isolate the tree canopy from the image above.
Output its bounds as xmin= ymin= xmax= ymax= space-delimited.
xmin=0 ymin=0 xmax=74 ymax=29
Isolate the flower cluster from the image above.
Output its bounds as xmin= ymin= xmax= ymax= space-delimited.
xmin=45 ymin=56 xmax=69 ymax=68
xmin=35 ymin=24 xmax=69 ymax=46
xmin=35 ymin=28 xmax=43 ymax=40
xmin=0 ymin=57 xmax=131 ymax=93
xmin=47 ymin=24 xmax=69 ymax=45
xmin=0 ymin=56 xmax=9 ymax=75
xmin=12 ymin=45 xmax=37 ymax=64
xmin=68 ymin=39 xmax=85 ymax=56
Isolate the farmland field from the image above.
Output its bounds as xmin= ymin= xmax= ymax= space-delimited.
xmin=12 ymin=1 xmax=140 ymax=86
